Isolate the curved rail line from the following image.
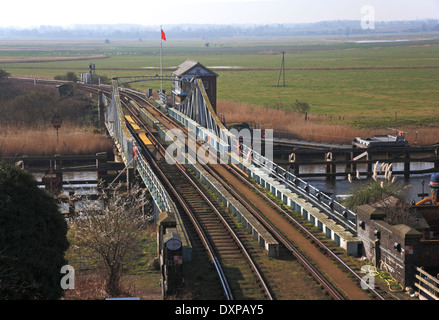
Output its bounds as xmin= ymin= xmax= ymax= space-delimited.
xmin=76 ymin=82 xmax=384 ymax=300
xmin=222 ymin=164 xmax=386 ymax=300
xmin=119 ymin=94 xmax=273 ymax=300
xmin=123 ymin=89 xmax=385 ymax=300
xmin=122 ymin=89 xmax=350 ymax=299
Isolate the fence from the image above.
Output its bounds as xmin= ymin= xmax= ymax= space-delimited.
xmin=106 ymin=80 xmax=175 ymax=216
xmin=231 ymin=134 xmax=357 ymax=235
xmin=415 ymin=267 xmax=439 ymax=300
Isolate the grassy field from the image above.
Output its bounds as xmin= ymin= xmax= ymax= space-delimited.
xmin=1 ymin=34 xmax=439 ymax=134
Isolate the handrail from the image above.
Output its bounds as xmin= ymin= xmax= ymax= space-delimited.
xmin=231 ymin=136 xmax=357 ymax=234
xmin=106 ymin=79 xmax=173 ymax=214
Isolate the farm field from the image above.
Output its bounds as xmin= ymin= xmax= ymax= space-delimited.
xmin=1 ymin=34 xmax=439 ymax=143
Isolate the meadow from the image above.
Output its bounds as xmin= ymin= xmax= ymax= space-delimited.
xmin=1 ymin=34 xmax=439 ymax=144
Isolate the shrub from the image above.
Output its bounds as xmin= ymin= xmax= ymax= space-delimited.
xmin=0 ymin=162 xmax=69 ymax=299
xmin=344 ymin=180 xmax=402 ymax=211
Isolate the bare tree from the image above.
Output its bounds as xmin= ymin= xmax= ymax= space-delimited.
xmin=68 ymin=182 xmax=153 ymax=296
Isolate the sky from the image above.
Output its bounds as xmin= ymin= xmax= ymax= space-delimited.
xmin=2 ymin=0 xmax=438 ymax=27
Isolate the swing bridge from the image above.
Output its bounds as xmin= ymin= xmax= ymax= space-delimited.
xmin=105 ymin=73 xmax=361 ymax=250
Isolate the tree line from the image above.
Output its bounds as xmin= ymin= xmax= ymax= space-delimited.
xmin=1 ymin=20 xmax=438 ymax=40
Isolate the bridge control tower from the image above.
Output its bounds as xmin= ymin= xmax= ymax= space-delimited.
xmin=171 ymin=60 xmax=219 ymax=112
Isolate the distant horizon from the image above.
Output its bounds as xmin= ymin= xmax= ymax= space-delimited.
xmin=2 ymin=18 xmax=438 ymax=29
xmin=2 ymin=0 xmax=439 ymax=28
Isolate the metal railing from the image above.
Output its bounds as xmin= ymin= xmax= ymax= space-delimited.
xmin=106 ymin=80 xmax=172 ymax=213
xmin=416 ymin=267 xmax=439 ymax=300
xmin=106 ymin=84 xmax=134 ymax=165
xmin=135 ymin=151 xmax=172 ymax=213
xmin=166 ymin=81 xmax=358 ymax=234
xmin=231 ymin=136 xmax=357 ymax=235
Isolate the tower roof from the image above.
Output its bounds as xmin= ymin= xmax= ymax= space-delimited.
xmin=173 ymin=60 xmax=218 ymax=77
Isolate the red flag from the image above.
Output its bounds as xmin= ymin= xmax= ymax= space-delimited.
xmin=161 ymin=29 xmax=166 ymax=41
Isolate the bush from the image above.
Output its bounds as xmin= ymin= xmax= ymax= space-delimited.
xmin=0 ymin=69 xmax=10 ymax=79
xmin=54 ymin=71 xmax=78 ymax=82
xmin=344 ymin=180 xmax=402 ymax=211
xmin=291 ymin=100 xmax=311 ymax=114
xmin=0 ymin=162 xmax=69 ymax=299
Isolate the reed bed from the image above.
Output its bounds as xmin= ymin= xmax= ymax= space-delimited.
xmin=0 ymin=124 xmax=113 ymax=157
xmin=217 ymin=100 xmax=439 ymax=146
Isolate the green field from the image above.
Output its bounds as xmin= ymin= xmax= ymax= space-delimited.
xmin=1 ymin=35 xmax=439 ymax=125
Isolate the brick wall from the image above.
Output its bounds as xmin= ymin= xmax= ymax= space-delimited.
xmin=357 ymin=205 xmax=422 ymax=287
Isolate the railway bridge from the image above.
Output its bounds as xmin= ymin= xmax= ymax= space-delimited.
xmin=107 ymin=74 xmax=360 ymax=246
xmin=99 ymin=71 xmax=382 ymax=300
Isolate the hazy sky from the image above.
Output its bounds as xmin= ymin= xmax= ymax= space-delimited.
xmin=2 ymin=0 xmax=438 ymax=27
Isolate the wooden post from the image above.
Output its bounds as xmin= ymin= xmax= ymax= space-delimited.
xmin=404 ymin=151 xmax=411 ymax=180
xmin=345 ymin=153 xmax=351 ymax=174
xmin=325 ymin=152 xmax=336 ymax=181
xmin=366 ymin=152 xmax=372 ymax=178
xmin=351 ymin=151 xmax=357 ymax=173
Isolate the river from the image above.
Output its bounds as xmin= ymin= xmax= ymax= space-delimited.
xmin=34 ymin=171 xmax=100 ymax=212
xmin=296 ymin=162 xmax=434 ymax=204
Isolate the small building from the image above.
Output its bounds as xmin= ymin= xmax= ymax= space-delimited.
xmin=81 ymin=73 xmax=92 ymax=84
xmin=171 ymin=60 xmax=219 ymax=113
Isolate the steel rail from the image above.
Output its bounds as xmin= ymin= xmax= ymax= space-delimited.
xmin=223 ymin=163 xmax=386 ymax=300
xmin=122 ymin=90 xmax=348 ymax=299
xmin=124 ymin=90 xmax=384 ymax=300
xmin=205 ymin=164 xmax=346 ymax=300
xmin=119 ymin=99 xmax=234 ymax=300
xmin=80 ymin=84 xmax=381 ymax=300
xmin=122 ymin=90 xmax=350 ymax=299
xmin=120 ymin=96 xmax=273 ymax=300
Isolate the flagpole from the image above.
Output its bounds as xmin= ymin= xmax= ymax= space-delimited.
xmin=160 ymin=25 xmax=163 ymax=93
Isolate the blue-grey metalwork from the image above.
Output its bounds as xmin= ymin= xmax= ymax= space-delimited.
xmin=113 ymin=75 xmax=194 ymax=105
xmin=230 ymin=136 xmax=357 ymax=235
xmin=176 ymin=78 xmax=230 ymax=144
xmin=109 ymin=74 xmax=358 ymax=235
xmin=113 ymin=75 xmax=186 ymax=86
xmin=106 ymin=79 xmax=172 ymax=214
xmin=167 ymin=78 xmax=358 ymax=234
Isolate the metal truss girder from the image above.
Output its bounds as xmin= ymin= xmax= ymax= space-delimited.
xmin=113 ymin=75 xmax=193 ymax=86
xmin=176 ymin=78 xmax=229 ymax=144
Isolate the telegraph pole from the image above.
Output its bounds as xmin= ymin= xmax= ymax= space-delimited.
xmin=277 ymin=52 xmax=286 ymax=87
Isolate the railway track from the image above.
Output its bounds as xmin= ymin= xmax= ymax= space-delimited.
xmin=75 ymin=82 xmax=384 ymax=300
xmin=215 ymin=163 xmax=387 ymax=300
xmin=120 ymin=89 xmax=355 ymax=299
xmin=138 ymin=91 xmax=387 ymax=299
xmin=158 ymin=161 xmax=272 ymax=300
xmin=119 ymin=94 xmax=273 ymax=300
xmin=9 ymin=78 xmax=391 ymax=300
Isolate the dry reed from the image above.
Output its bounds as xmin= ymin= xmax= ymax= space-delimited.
xmin=217 ymin=100 xmax=439 ymax=146
xmin=0 ymin=124 xmax=113 ymax=157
